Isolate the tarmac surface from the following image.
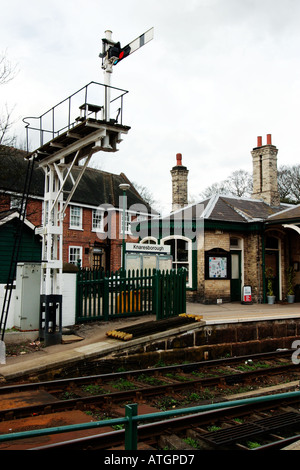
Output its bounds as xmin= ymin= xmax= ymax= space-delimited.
xmin=0 ymin=301 xmax=299 ymax=382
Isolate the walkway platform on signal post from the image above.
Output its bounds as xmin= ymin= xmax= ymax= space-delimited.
xmin=0 ymin=302 xmax=299 ymax=382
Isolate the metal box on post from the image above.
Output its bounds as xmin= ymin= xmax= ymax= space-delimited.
xmin=14 ymin=262 xmax=41 ymax=330
xmin=39 ymin=295 xmax=62 ymax=347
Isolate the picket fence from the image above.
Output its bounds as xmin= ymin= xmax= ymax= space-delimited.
xmin=76 ymin=268 xmax=186 ymax=323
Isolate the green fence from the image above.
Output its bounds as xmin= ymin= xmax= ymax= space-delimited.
xmin=76 ymin=268 xmax=186 ymax=323
xmin=1 ymin=391 xmax=299 ymax=450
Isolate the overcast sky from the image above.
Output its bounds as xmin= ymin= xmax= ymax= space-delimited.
xmin=1 ymin=0 xmax=300 ymax=214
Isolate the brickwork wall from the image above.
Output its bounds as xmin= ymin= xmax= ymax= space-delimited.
xmin=0 ymin=195 xmax=43 ymax=226
xmin=196 ymin=229 xmax=268 ymax=304
xmin=0 ymin=194 xmax=10 ymax=211
xmin=243 ymin=232 xmax=262 ymax=303
xmin=195 ymin=230 xmax=231 ymax=303
xmin=63 ymin=206 xmax=139 ymax=271
xmin=0 ymin=194 xmax=140 ymax=272
xmin=26 ymin=199 xmax=43 ymax=226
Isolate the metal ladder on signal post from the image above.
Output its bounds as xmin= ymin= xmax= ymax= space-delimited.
xmin=0 ymin=155 xmax=35 ymax=342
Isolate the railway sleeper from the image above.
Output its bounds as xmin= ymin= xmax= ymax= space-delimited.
xmin=158 ymin=433 xmax=196 ymax=451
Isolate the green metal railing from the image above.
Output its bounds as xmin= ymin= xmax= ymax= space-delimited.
xmin=76 ymin=268 xmax=186 ymax=323
xmin=1 ymin=391 xmax=300 ymax=450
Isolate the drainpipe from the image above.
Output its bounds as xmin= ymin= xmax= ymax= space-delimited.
xmin=262 ymin=225 xmax=266 ymax=303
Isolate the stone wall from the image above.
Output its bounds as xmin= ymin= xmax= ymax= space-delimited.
xmin=110 ymin=318 xmax=300 ymax=366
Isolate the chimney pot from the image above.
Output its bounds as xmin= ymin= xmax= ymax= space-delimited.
xmin=176 ymin=153 xmax=182 ymax=166
xmin=267 ymin=134 xmax=272 ymax=145
xmin=257 ymin=136 xmax=262 ymax=147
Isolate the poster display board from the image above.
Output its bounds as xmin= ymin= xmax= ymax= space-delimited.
xmin=205 ymin=248 xmax=230 ymax=280
xmin=208 ymin=256 xmax=227 ymax=278
xmin=125 ymin=244 xmax=173 ymax=273
xmin=142 ymin=255 xmax=158 ymax=271
xmin=125 ymin=254 xmax=142 ymax=272
xmin=157 ymin=255 xmax=173 ymax=272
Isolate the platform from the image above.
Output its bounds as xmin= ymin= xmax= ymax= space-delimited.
xmin=0 ymin=302 xmax=299 ymax=382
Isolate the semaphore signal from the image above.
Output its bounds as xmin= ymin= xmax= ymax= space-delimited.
xmin=101 ymin=28 xmax=154 ymax=67
xmin=100 ymin=28 xmax=154 ymax=123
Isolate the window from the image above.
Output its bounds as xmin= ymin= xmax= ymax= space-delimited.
xmin=70 ymin=206 xmax=82 ymax=229
xmin=42 ymin=201 xmax=49 ymax=225
xmin=266 ymin=236 xmax=279 ymax=249
xmin=92 ymin=209 xmax=104 ymax=231
xmin=136 ymin=214 xmax=147 ymax=222
xmin=162 ymin=236 xmax=192 ymax=287
xmin=120 ymin=212 xmax=132 ymax=234
xmin=230 ymin=237 xmax=240 ymax=248
xmin=10 ymin=196 xmax=23 ymax=211
xmin=141 ymin=237 xmax=157 ymax=245
xmin=69 ymin=246 xmax=82 ymax=265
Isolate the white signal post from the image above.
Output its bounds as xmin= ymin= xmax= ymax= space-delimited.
xmin=17 ymin=28 xmax=154 ymax=345
xmin=101 ymin=30 xmax=114 ymax=123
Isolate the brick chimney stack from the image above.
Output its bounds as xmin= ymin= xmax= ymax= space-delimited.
xmin=251 ymin=134 xmax=280 ymax=206
xmin=171 ymin=153 xmax=189 ymax=212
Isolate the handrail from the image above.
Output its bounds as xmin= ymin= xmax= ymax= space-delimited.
xmin=22 ymin=81 xmax=129 ymax=150
xmin=0 ymin=390 xmax=299 ymax=450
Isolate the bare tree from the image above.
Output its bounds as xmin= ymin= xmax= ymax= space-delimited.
xmin=201 ymin=165 xmax=300 ymax=204
xmin=226 ymin=170 xmax=252 ymax=197
xmin=277 ymin=165 xmax=294 ymax=203
xmin=200 ymin=170 xmax=252 ymax=199
xmin=277 ymin=164 xmax=300 ymax=204
xmin=0 ymin=50 xmax=18 ymax=147
xmin=132 ymin=181 xmax=158 ymax=209
xmin=200 ymin=181 xmax=230 ymax=199
xmin=290 ymin=164 xmax=300 ymax=203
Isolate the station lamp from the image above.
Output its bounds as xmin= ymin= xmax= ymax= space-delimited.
xmin=119 ymin=183 xmax=130 ymax=270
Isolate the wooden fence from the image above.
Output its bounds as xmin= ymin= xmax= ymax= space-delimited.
xmin=76 ymin=269 xmax=186 ymax=323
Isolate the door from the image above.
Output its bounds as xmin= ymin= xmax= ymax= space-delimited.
xmin=265 ymin=251 xmax=279 ymax=300
xmin=231 ymin=251 xmax=242 ymax=301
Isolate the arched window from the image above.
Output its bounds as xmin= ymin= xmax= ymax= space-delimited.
xmin=140 ymin=237 xmax=158 ymax=245
xmin=265 ymin=236 xmax=279 ymax=250
xmin=161 ymin=236 xmax=192 ymax=287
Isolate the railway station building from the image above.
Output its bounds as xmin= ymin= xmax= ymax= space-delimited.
xmin=137 ymin=135 xmax=300 ymax=304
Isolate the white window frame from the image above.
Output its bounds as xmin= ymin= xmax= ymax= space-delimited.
xmin=141 ymin=236 xmax=158 ymax=245
xmin=120 ymin=212 xmax=132 ymax=235
xmin=10 ymin=195 xmax=23 ymax=211
xmin=92 ymin=209 xmax=104 ymax=232
xmin=69 ymin=246 xmax=82 ymax=265
xmin=70 ymin=205 xmax=82 ymax=230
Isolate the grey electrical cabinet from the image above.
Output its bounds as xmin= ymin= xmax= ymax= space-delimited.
xmin=14 ymin=262 xmax=41 ymax=330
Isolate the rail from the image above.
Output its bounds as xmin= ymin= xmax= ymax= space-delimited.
xmin=1 ymin=390 xmax=300 ymax=450
xmin=22 ymin=81 xmax=129 ymax=151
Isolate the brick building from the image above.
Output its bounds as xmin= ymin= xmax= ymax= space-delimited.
xmin=0 ymin=146 xmax=155 ymax=281
xmin=138 ymin=136 xmax=300 ymax=304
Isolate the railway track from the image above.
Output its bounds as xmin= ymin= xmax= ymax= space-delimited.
xmin=0 ymin=349 xmax=299 ymax=450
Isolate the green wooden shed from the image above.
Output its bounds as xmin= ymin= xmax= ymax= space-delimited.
xmin=0 ymin=211 xmax=42 ymax=284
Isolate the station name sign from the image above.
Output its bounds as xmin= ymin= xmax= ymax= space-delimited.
xmin=126 ymin=243 xmax=171 ymax=254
